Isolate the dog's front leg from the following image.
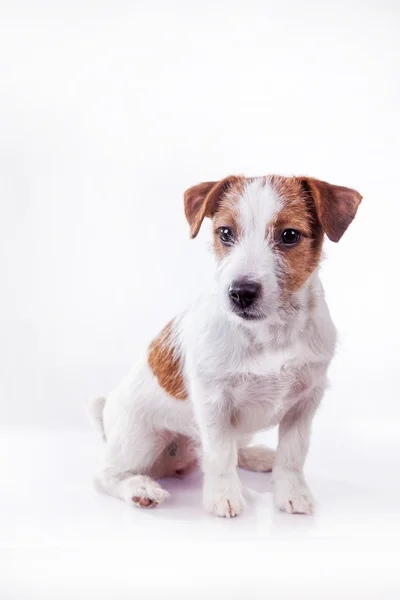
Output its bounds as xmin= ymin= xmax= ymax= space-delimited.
xmin=191 ymin=380 xmax=244 ymax=518
xmin=273 ymin=387 xmax=323 ymax=515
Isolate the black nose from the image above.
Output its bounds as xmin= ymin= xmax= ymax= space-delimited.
xmin=229 ymin=281 xmax=261 ymax=310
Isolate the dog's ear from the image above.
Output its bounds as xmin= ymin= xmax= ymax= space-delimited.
xmin=184 ymin=176 xmax=242 ymax=239
xmin=299 ymin=177 xmax=362 ymax=243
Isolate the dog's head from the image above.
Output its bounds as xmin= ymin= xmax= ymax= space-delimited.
xmin=184 ymin=175 xmax=362 ymax=322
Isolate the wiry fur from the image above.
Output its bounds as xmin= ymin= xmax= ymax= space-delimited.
xmin=87 ymin=175 xmax=361 ymax=517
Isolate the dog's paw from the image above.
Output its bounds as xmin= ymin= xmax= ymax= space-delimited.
xmin=238 ymin=445 xmax=275 ymax=472
xmin=274 ymin=478 xmax=314 ymax=515
xmin=203 ymin=482 xmax=245 ymax=518
xmin=124 ymin=475 xmax=170 ymax=508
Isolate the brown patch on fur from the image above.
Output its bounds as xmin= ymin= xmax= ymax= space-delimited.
xmin=148 ymin=321 xmax=187 ymax=400
xmin=212 ymin=178 xmax=246 ymax=261
xmin=184 ymin=176 xmax=245 ymax=239
xmin=269 ymin=176 xmax=324 ymax=293
xmin=184 ymin=181 xmax=217 ymax=238
xmin=184 ymin=173 xmax=361 ymax=291
xmin=300 ymin=177 xmax=362 ymax=243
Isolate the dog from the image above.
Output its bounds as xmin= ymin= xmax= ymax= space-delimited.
xmin=87 ymin=174 xmax=362 ymax=517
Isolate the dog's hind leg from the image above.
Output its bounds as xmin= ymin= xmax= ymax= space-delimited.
xmin=238 ymin=444 xmax=276 ymax=472
xmin=149 ymin=435 xmax=199 ymax=479
xmin=95 ymin=424 xmax=170 ymax=509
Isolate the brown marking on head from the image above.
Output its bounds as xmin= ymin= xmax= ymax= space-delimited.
xmin=184 ymin=176 xmax=246 ymax=262
xmin=184 ymin=176 xmax=245 ymax=240
xmin=212 ymin=179 xmax=248 ymax=261
xmin=268 ymin=176 xmax=324 ymax=293
xmin=148 ymin=321 xmax=187 ymax=400
xmin=184 ymin=174 xmax=362 ymax=298
xmin=268 ymin=175 xmax=362 ymax=293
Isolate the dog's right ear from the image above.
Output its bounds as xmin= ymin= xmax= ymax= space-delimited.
xmin=184 ymin=176 xmax=241 ymax=239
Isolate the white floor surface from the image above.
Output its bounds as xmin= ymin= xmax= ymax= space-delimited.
xmin=1 ymin=420 xmax=399 ymax=599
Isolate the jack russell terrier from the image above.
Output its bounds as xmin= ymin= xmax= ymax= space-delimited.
xmin=87 ymin=175 xmax=362 ymax=517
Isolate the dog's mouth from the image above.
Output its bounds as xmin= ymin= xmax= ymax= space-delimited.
xmin=230 ymin=306 xmax=266 ymax=321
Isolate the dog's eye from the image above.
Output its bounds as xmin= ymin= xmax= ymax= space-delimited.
xmin=280 ymin=229 xmax=301 ymax=246
xmin=218 ymin=227 xmax=235 ymax=245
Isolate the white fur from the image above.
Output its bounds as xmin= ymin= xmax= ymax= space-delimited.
xmin=89 ymin=178 xmax=336 ymax=517
xmin=217 ymin=180 xmax=282 ymax=320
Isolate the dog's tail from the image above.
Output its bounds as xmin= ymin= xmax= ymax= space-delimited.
xmin=86 ymin=396 xmax=106 ymax=440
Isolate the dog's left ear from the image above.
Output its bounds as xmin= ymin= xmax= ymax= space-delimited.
xmin=184 ymin=176 xmax=242 ymax=239
xmin=299 ymin=177 xmax=363 ymax=242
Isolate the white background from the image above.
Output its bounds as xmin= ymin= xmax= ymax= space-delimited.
xmin=1 ymin=1 xmax=399 ymax=598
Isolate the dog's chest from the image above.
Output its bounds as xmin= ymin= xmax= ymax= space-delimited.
xmin=225 ymin=343 xmax=316 ymax=433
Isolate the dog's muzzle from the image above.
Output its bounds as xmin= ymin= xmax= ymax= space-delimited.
xmin=228 ymin=280 xmax=263 ymax=320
